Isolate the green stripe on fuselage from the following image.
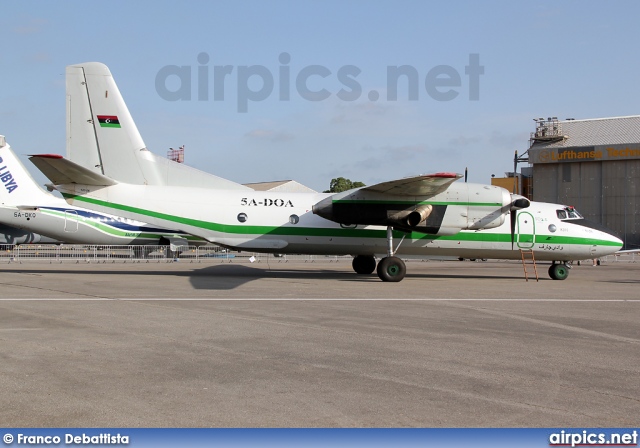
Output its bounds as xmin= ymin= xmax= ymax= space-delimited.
xmin=41 ymin=208 xmax=201 ymax=241
xmin=62 ymin=194 xmax=621 ymax=247
xmin=333 ymin=199 xmax=502 ymax=206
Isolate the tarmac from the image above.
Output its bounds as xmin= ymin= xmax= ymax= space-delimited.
xmin=0 ymin=259 xmax=638 ymax=427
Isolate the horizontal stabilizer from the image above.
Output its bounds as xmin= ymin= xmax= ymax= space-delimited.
xmin=29 ymin=154 xmax=118 ymax=187
xmin=361 ymin=172 xmax=462 ymax=196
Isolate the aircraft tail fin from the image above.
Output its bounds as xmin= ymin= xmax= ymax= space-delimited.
xmin=0 ymin=137 xmax=62 ymax=207
xmin=66 ymin=62 xmax=250 ymax=191
xmin=29 ymin=154 xmax=118 ymax=187
xmin=66 ymin=62 xmax=149 ymax=184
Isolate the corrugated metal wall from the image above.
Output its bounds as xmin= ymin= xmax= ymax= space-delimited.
xmin=533 ymin=160 xmax=640 ymax=250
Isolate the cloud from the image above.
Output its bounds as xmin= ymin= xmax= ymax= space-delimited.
xmin=245 ymin=129 xmax=294 ymax=142
xmin=448 ymin=135 xmax=480 ymax=147
xmin=26 ymin=52 xmax=52 ymax=64
xmin=489 ymin=130 xmax=527 ymax=149
xmin=330 ymin=101 xmax=392 ymax=124
xmin=358 ymin=157 xmax=384 ymax=170
xmin=12 ymin=18 xmax=47 ymax=35
xmin=338 ymin=144 xmax=431 ymax=179
xmin=362 ymin=144 xmax=429 ymax=160
xmin=383 ymin=144 xmax=429 ymax=160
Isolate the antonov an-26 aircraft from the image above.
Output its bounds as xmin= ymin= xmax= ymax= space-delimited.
xmin=28 ymin=62 xmax=623 ymax=282
xmin=0 ymin=59 xmax=252 ymax=250
xmin=0 ymin=223 xmax=60 ymax=246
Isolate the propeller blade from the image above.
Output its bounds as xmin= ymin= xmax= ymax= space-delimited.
xmin=511 ymin=209 xmax=517 ymax=250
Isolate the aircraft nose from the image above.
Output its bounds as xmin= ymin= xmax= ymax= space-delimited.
xmin=586 ymin=220 xmax=624 ymax=253
xmin=601 ymin=231 xmax=624 ymax=251
xmin=609 ymin=232 xmax=624 ymax=248
xmin=597 ymin=223 xmax=623 ymax=247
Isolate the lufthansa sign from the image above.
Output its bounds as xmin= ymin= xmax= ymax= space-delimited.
xmin=530 ymin=144 xmax=640 ymax=164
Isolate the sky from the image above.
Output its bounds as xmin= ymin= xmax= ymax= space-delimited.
xmin=2 ymin=0 xmax=640 ymax=192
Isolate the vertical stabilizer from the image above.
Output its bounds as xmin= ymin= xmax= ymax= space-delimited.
xmin=0 ymin=138 xmax=62 ymax=207
xmin=66 ymin=62 xmax=161 ymax=185
xmin=66 ymin=62 xmax=250 ymax=190
xmin=66 ymin=65 xmax=103 ymax=177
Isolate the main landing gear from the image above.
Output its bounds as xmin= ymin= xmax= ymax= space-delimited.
xmin=377 ymin=256 xmax=406 ymax=282
xmin=548 ymin=261 xmax=570 ymax=280
xmin=352 ymin=255 xmax=376 ymax=274
xmin=352 ymin=226 xmax=407 ymax=282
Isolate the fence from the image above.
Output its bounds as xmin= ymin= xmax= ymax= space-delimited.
xmin=0 ymin=244 xmax=352 ymax=264
xmin=601 ymin=252 xmax=638 ymax=263
xmin=1 ymin=244 xmax=636 ymax=264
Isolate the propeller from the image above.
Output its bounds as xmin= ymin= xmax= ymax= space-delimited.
xmin=511 ymin=209 xmax=517 ymax=250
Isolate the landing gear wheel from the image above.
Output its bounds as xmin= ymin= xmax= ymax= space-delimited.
xmin=377 ymin=256 xmax=407 ymax=282
xmin=549 ymin=263 xmax=569 ymax=280
xmin=352 ymin=255 xmax=376 ymax=275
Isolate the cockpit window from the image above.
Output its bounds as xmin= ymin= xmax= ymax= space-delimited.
xmin=567 ymin=209 xmax=581 ymax=218
xmin=557 ymin=207 xmax=583 ymax=220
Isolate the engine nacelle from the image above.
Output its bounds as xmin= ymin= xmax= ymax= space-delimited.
xmin=313 ymin=182 xmax=530 ymax=235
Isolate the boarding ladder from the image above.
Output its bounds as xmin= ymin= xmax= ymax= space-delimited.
xmin=519 ymin=249 xmax=539 ymax=282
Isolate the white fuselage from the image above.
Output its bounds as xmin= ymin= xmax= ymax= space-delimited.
xmin=0 ymin=201 xmax=202 ymax=246
xmin=58 ymin=182 xmax=623 ymax=261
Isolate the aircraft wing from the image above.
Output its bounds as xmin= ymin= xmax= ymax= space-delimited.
xmin=313 ymin=172 xmax=477 ymax=233
xmin=360 ymin=172 xmax=462 ymax=196
xmin=28 ymin=154 xmax=117 ymax=186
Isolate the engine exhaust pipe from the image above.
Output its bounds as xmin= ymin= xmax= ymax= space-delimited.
xmin=389 ymin=204 xmax=433 ymax=227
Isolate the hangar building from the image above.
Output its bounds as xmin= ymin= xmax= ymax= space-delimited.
xmin=525 ymin=116 xmax=640 ymax=250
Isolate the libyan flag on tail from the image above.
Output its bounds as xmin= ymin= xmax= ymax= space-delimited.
xmin=97 ymin=115 xmax=121 ymax=128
